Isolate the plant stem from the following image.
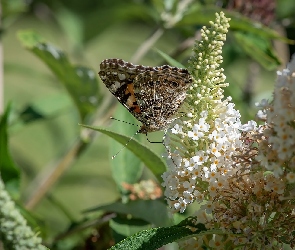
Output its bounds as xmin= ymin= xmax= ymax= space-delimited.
xmin=0 ymin=0 xmax=3 ymax=115
xmin=130 ymin=28 xmax=164 ymax=64
xmin=24 ymin=95 xmax=117 ymax=209
xmin=24 ymin=139 xmax=85 ymax=210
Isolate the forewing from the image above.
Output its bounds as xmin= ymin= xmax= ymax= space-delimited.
xmin=99 ymin=59 xmax=146 ymax=120
xmin=99 ymin=59 xmax=193 ymax=132
xmin=133 ymin=66 xmax=192 ymax=127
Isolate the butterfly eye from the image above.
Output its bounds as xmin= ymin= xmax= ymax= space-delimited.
xmin=148 ymin=81 xmax=154 ymax=86
xmin=171 ymin=81 xmax=179 ymax=87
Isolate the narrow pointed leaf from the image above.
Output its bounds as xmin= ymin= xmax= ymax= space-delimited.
xmin=85 ymin=199 xmax=169 ymax=227
xmin=110 ymin=217 xmax=151 ymax=240
xmin=233 ymin=32 xmax=281 ymax=70
xmin=110 ymin=220 xmax=207 ymax=250
xmin=155 ymin=49 xmax=185 ymax=68
xmin=80 ymin=124 xmax=166 ymax=182
xmin=0 ymin=104 xmax=20 ymax=194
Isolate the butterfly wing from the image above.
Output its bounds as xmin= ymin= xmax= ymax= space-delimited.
xmin=133 ymin=66 xmax=192 ymax=132
xmin=99 ymin=59 xmax=192 ymax=133
xmin=99 ymin=59 xmax=146 ymax=121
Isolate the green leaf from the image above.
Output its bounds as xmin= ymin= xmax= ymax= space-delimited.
xmin=56 ymin=8 xmax=84 ymax=51
xmin=86 ymin=199 xmax=170 ymax=227
xmin=233 ymin=32 xmax=281 ymax=70
xmin=18 ymin=93 xmax=73 ymax=124
xmin=17 ymin=30 xmax=101 ymax=122
xmin=79 ymin=124 xmax=166 ymax=183
xmin=277 ymin=0 xmax=295 ymax=19
xmin=111 ymin=217 xmax=152 ymax=240
xmin=155 ymin=49 xmax=185 ymax=68
xmin=84 ymin=3 xmax=154 ymax=42
xmin=178 ymin=7 xmax=293 ymax=43
xmin=0 ymin=104 xmax=20 ymax=195
xmin=2 ymin=0 xmax=28 ymax=20
xmin=110 ymin=218 xmax=207 ymax=250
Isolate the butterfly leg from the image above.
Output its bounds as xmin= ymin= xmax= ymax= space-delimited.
xmin=145 ymin=133 xmax=163 ymax=143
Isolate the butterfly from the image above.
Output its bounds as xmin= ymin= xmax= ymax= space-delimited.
xmin=99 ymin=58 xmax=192 ymax=134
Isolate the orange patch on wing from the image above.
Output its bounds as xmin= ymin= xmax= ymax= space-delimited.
xmin=126 ymin=83 xmax=141 ymax=113
xmin=126 ymin=83 xmax=135 ymax=95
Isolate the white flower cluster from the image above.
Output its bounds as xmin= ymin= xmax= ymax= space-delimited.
xmin=162 ymin=97 xmax=243 ymax=213
xmin=161 ymin=12 xmax=245 ymax=214
xmin=256 ymin=55 xmax=295 ymax=180
xmin=0 ymin=179 xmax=47 ymax=250
xmin=162 ymin=11 xmax=295 ymax=249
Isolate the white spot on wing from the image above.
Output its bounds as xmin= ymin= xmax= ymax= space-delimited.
xmin=110 ymin=81 xmax=121 ymax=92
xmin=118 ymin=73 xmax=126 ymax=80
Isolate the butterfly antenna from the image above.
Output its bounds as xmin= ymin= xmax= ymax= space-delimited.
xmin=110 ymin=117 xmax=140 ymax=128
xmin=110 ymin=117 xmax=140 ymax=159
xmin=112 ymin=130 xmax=139 ymax=159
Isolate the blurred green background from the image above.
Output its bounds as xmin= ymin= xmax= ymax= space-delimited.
xmin=2 ymin=0 xmax=295 ymax=249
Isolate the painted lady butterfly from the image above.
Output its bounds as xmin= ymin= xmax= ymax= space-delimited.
xmin=99 ymin=59 xmax=192 ymax=134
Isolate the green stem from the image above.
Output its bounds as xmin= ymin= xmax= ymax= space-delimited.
xmin=130 ymin=28 xmax=164 ymax=64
